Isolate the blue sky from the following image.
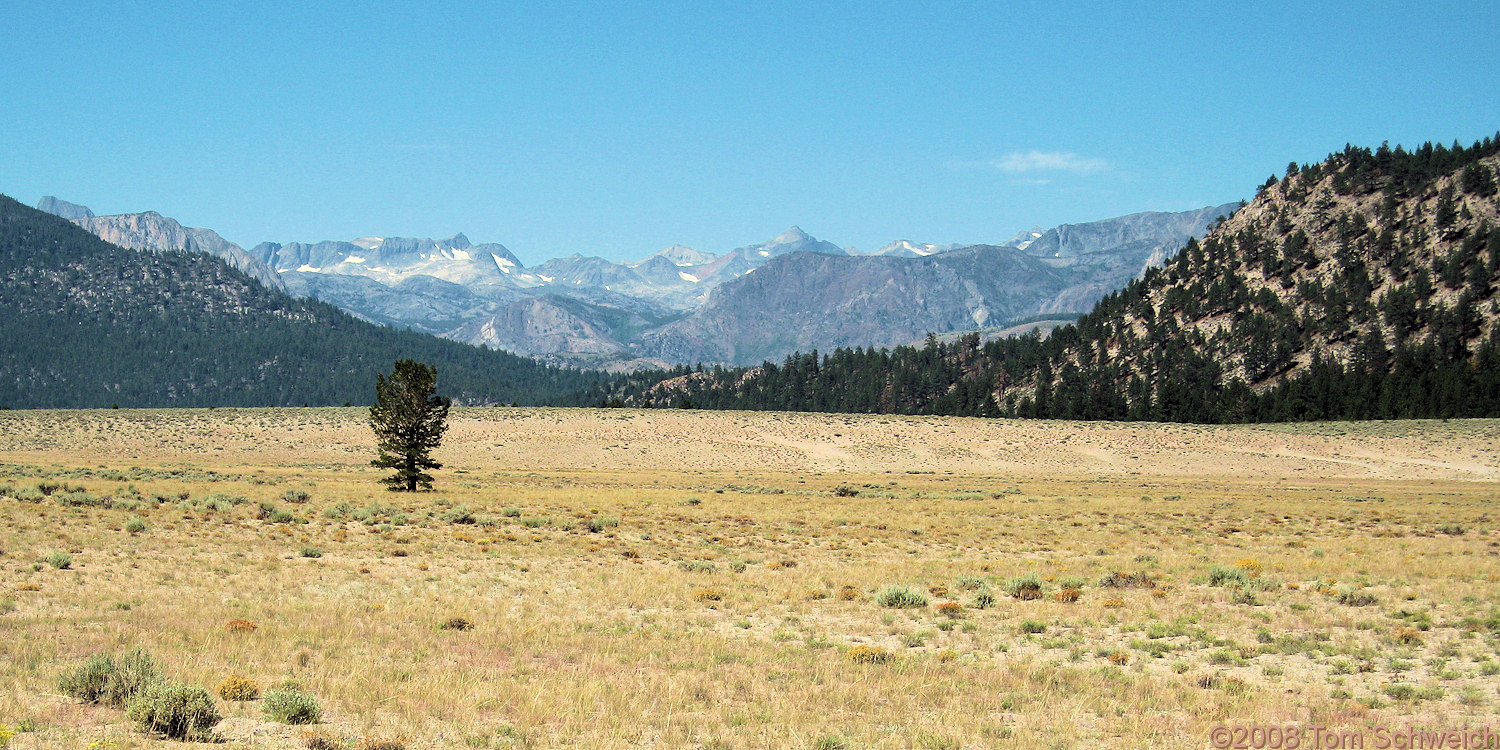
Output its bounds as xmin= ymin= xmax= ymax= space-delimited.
xmin=3 ymin=1 xmax=1497 ymax=264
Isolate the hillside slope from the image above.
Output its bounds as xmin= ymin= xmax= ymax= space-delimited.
xmin=599 ymin=136 xmax=1500 ymax=421
xmin=0 ymin=196 xmax=602 ymax=408
xmin=1015 ymin=140 xmax=1500 ymax=421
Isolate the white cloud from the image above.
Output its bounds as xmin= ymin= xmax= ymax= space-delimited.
xmin=992 ymin=151 xmax=1108 ymax=174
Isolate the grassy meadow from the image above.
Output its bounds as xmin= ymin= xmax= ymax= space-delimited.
xmin=1 ymin=408 xmax=1498 ymax=749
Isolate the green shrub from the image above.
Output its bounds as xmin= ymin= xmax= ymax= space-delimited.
xmin=124 ymin=517 xmax=147 ymax=534
xmin=1019 ymin=619 xmax=1047 ymax=634
xmin=442 ymin=505 xmax=476 ymax=524
xmin=263 ymin=686 xmax=322 ymax=724
xmin=520 ymin=516 xmax=549 ymax=528
xmin=281 ymin=488 xmax=311 ymax=504
xmin=953 ymin=575 xmax=985 ymax=591
xmin=586 ymin=516 xmax=620 ymax=533
xmin=1207 ymin=649 xmax=1247 ymax=666
xmin=127 ymin=682 xmax=221 ymax=740
xmin=500 ymin=507 xmax=522 ymax=517
xmin=972 ymin=590 xmax=997 ymax=608
xmin=45 ymin=550 xmax=72 ymax=570
xmin=54 ymin=490 xmax=105 ymax=508
xmin=269 ymin=509 xmax=297 ymax=524
xmin=1208 ymin=566 xmax=1249 ymax=587
xmin=300 ymin=547 xmax=323 ymax=559
xmin=58 ymin=648 xmax=162 ymax=708
xmin=875 ymin=586 xmax=928 ymax=609
xmin=1003 ymin=574 xmax=1044 ymax=600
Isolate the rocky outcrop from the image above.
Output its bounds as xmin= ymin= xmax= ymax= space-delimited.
xmin=36 ymin=196 xmax=94 ymax=220
xmin=73 ymin=211 xmax=286 ymax=292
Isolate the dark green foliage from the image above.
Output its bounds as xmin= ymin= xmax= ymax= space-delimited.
xmin=126 ymin=682 xmax=222 ymax=740
xmin=58 ymin=648 xmax=162 ymax=708
xmin=370 ymin=359 xmax=450 ymax=492
xmin=0 ymin=195 xmax=604 ymax=407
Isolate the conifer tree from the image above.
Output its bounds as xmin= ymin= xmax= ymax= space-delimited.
xmin=369 ymin=359 xmax=451 ymax=491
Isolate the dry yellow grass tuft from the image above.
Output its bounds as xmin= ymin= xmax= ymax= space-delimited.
xmin=935 ymin=601 xmax=965 ymax=618
xmin=216 ymin=674 xmax=260 ymax=701
xmin=845 ymin=645 xmax=893 ymax=664
xmin=692 ymin=588 xmax=725 ymax=603
xmin=356 ymin=739 xmax=407 ymax=750
xmin=300 ymin=730 xmax=342 ymax=749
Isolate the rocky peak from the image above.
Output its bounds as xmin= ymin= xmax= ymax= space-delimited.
xmin=36 ymin=196 xmax=94 ymax=220
xmin=771 ymin=226 xmax=810 ymax=245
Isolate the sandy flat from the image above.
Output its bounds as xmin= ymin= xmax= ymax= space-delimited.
xmin=0 ymin=407 xmax=1495 ymax=481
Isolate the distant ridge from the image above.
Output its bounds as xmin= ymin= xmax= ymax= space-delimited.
xmin=50 ymin=192 xmax=1239 ymax=368
xmin=0 ymin=195 xmax=603 ymax=408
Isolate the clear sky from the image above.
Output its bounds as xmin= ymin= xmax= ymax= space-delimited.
xmin=3 ymin=1 xmax=1497 ymax=265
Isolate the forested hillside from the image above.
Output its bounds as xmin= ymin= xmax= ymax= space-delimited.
xmin=594 ymin=136 xmax=1500 ymax=422
xmin=0 ymin=196 xmax=603 ymax=408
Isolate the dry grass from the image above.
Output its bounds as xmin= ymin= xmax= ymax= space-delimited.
xmin=0 ymin=408 xmax=1497 ymax=748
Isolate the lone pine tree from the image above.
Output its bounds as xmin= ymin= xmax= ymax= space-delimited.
xmin=370 ymin=359 xmax=451 ymax=491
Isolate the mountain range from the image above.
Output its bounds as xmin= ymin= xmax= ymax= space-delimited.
xmin=39 ymin=197 xmax=1236 ymax=368
xmin=0 ymin=196 xmax=599 ymax=408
